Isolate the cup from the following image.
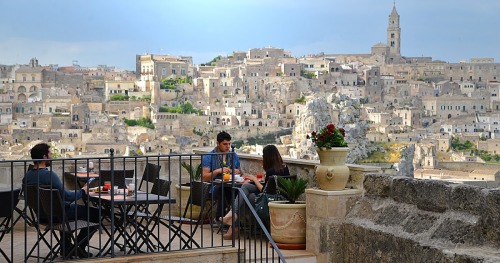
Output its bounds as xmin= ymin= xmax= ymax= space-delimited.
xmin=104 ymin=181 xmax=111 ymax=190
xmin=113 ymin=186 xmax=119 ymax=195
xmin=127 ymin=183 xmax=136 ymax=196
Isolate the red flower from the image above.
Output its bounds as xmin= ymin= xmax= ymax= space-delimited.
xmin=307 ymin=123 xmax=347 ymax=148
xmin=339 ymin=128 xmax=345 ymax=137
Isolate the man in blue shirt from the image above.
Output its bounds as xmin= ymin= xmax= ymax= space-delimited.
xmin=202 ymin=131 xmax=242 ymax=221
xmin=23 ymin=143 xmax=99 ymax=259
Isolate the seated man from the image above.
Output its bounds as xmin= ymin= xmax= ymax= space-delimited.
xmin=23 ymin=143 xmax=100 ymax=258
xmin=202 ymin=131 xmax=242 ymax=222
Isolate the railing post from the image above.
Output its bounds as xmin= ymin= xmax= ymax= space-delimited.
xmin=109 ymin=148 xmax=115 ymax=257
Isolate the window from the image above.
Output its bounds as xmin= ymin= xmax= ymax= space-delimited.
xmin=31 ymin=75 xmax=35 ymax=81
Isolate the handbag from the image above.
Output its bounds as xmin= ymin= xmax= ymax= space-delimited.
xmin=254 ymin=175 xmax=284 ymax=220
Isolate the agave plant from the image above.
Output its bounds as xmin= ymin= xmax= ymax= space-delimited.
xmin=277 ymin=177 xmax=308 ymax=204
xmin=181 ymin=162 xmax=202 ymax=181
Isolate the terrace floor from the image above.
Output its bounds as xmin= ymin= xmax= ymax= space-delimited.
xmin=2 ymin=220 xmax=315 ymax=262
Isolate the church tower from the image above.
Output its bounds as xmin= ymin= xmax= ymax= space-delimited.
xmin=387 ymin=3 xmax=401 ymax=57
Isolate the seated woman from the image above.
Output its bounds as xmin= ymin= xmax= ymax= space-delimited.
xmin=221 ymin=144 xmax=290 ymax=240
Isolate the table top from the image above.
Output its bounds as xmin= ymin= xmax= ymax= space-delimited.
xmin=88 ymin=191 xmax=175 ymax=205
xmin=213 ymin=178 xmax=264 ymax=184
xmin=65 ymin=171 xmax=100 ymax=179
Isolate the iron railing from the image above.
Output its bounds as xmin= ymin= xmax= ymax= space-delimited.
xmin=0 ymin=151 xmax=286 ymax=262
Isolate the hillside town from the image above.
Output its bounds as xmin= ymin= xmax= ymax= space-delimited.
xmin=0 ymin=5 xmax=499 ymax=187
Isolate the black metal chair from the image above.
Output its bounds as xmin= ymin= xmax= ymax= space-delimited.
xmin=130 ymin=178 xmax=172 ymax=251
xmin=98 ymin=169 xmax=134 ymax=189
xmin=11 ymin=165 xmax=35 ymax=227
xmin=0 ymin=188 xmax=21 ymax=263
xmin=24 ymin=185 xmax=61 ymax=262
xmin=24 ymin=185 xmax=99 ymax=261
xmin=155 ymin=181 xmax=211 ymax=249
xmin=38 ymin=188 xmax=100 ymax=260
xmin=138 ymin=163 xmax=161 ymax=190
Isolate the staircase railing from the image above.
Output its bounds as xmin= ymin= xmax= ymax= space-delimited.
xmin=227 ymin=186 xmax=287 ymax=263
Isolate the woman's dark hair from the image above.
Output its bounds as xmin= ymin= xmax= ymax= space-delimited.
xmin=262 ymin=145 xmax=284 ymax=174
xmin=30 ymin=143 xmax=50 ymax=164
xmin=216 ymin=131 xmax=232 ymax=143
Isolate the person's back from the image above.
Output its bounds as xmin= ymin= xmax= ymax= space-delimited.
xmin=24 ymin=142 xmax=98 ymax=258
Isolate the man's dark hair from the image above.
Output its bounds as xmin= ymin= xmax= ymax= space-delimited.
xmin=30 ymin=143 xmax=50 ymax=164
xmin=216 ymin=131 xmax=232 ymax=143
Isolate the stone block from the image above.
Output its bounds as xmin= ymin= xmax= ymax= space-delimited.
xmin=413 ymin=179 xmax=451 ymax=212
xmin=402 ymin=212 xmax=438 ymax=234
xmin=375 ymin=204 xmax=410 ymax=226
xmin=305 ymin=188 xmax=362 ymax=221
xmin=306 ymin=220 xmax=322 ymax=254
xmin=392 ymin=177 xmax=451 ymax=212
xmin=448 ymin=184 xmax=484 ymax=215
xmin=391 ymin=176 xmax=417 ymax=205
xmin=479 ymin=189 xmax=500 ymax=247
xmin=431 ymin=218 xmax=481 ymax=245
xmin=363 ymin=173 xmax=392 ymax=197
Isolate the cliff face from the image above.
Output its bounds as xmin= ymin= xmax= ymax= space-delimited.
xmin=293 ymin=94 xmax=380 ymax=163
xmin=340 ymin=174 xmax=500 ymax=262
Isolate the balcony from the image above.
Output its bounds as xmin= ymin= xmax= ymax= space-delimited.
xmin=0 ymin=152 xmax=314 ymax=262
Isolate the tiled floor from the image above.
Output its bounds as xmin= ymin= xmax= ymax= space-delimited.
xmin=1 ymin=220 xmax=315 ymax=262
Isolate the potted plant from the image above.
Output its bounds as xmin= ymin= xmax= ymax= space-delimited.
xmin=268 ymin=177 xmax=308 ymax=249
xmin=307 ymin=123 xmax=350 ymax=190
xmin=175 ymin=162 xmax=203 ymax=219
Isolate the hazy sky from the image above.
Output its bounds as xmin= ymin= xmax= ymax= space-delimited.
xmin=1 ymin=0 xmax=500 ymax=70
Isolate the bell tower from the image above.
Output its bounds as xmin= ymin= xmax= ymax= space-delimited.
xmin=387 ymin=2 xmax=401 ymax=57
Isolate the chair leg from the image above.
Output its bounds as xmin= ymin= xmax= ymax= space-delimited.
xmin=0 ymin=246 xmax=12 ymax=263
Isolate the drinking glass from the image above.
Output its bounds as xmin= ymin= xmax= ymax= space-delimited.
xmin=88 ymin=161 xmax=94 ymax=172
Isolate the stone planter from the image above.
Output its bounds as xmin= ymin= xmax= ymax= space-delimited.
xmin=315 ymin=147 xmax=350 ymax=190
xmin=269 ymin=201 xmax=306 ymax=245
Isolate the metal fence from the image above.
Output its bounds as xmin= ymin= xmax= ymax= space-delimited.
xmin=0 ymin=151 xmax=286 ymax=262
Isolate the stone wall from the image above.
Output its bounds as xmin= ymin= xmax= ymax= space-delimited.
xmin=340 ymin=174 xmax=500 ymax=262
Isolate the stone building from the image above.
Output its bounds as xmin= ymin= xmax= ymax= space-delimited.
xmin=135 ymin=54 xmax=191 ymax=82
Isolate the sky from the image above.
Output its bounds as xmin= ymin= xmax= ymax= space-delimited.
xmin=1 ymin=0 xmax=500 ymax=70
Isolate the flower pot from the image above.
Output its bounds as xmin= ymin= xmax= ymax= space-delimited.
xmin=315 ymin=147 xmax=350 ymax=190
xmin=269 ymin=201 xmax=306 ymax=245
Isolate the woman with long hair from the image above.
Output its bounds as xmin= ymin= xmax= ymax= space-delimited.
xmin=221 ymin=144 xmax=290 ymax=239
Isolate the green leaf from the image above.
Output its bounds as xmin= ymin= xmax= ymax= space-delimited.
xmin=277 ymin=177 xmax=308 ymax=204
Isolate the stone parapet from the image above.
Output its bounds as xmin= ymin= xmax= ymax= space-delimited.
xmin=342 ymin=173 xmax=500 ymax=262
